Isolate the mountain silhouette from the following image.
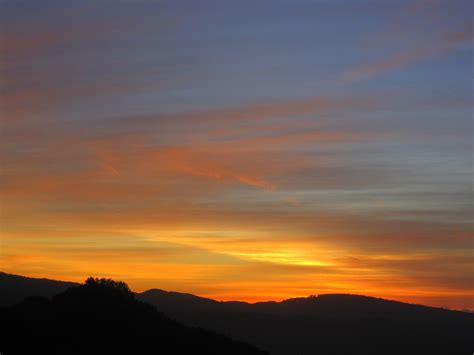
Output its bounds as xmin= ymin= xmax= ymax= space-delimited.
xmin=0 ymin=275 xmax=267 ymax=355
xmin=0 ymin=272 xmax=79 ymax=306
xmin=2 ymin=272 xmax=473 ymax=355
xmin=138 ymin=290 xmax=474 ymax=355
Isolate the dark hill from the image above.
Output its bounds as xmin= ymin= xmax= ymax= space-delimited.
xmin=0 ymin=277 xmax=267 ymax=355
xmin=1 ymin=272 xmax=472 ymax=355
xmin=0 ymin=272 xmax=79 ymax=306
xmin=138 ymin=290 xmax=474 ymax=355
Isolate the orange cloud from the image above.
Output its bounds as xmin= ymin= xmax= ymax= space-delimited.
xmin=1 ymin=1 xmax=472 ymax=312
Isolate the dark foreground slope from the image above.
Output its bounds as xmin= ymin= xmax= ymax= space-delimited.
xmin=138 ymin=290 xmax=474 ymax=355
xmin=0 ymin=278 xmax=267 ymax=355
xmin=0 ymin=272 xmax=78 ymax=306
xmin=1 ymin=272 xmax=472 ymax=355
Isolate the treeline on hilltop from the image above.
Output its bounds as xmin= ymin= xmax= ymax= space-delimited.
xmin=0 ymin=277 xmax=268 ymax=355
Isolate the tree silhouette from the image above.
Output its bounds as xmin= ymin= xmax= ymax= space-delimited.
xmin=84 ymin=277 xmax=132 ymax=294
xmin=0 ymin=277 xmax=268 ymax=355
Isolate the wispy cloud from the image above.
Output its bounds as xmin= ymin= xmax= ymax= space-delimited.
xmin=1 ymin=0 xmax=472 ymax=310
xmin=341 ymin=22 xmax=473 ymax=83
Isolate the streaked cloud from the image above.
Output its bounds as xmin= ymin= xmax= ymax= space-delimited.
xmin=341 ymin=22 xmax=473 ymax=83
xmin=1 ymin=0 xmax=472 ymax=310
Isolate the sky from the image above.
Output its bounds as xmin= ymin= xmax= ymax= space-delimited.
xmin=1 ymin=0 xmax=472 ymax=310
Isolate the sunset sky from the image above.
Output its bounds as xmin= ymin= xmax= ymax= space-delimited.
xmin=1 ymin=0 xmax=472 ymax=309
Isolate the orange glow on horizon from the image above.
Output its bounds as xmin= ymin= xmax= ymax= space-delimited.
xmin=1 ymin=1 xmax=472 ymax=313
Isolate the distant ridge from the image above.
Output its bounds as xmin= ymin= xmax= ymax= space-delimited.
xmin=0 ymin=271 xmax=468 ymax=314
xmin=2 ymin=272 xmax=473 ymax=355
xmin=139 ymin=288 xmax=466 ymax=316
xmin=138 ymin=289 xmax=473 ymax=355
xmin=0 ymin=272 xmax=79 ymax=306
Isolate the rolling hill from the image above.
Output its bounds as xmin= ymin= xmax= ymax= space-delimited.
xmin=0 ymin=276 xmax=267 ymax=355
xmin=2 ymin=272 xmax=472 ymax=354
xmin=137 ymin=289 xmax=474 ymax=355
xmin=0 ymin=272 xmax=79 ymax=306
